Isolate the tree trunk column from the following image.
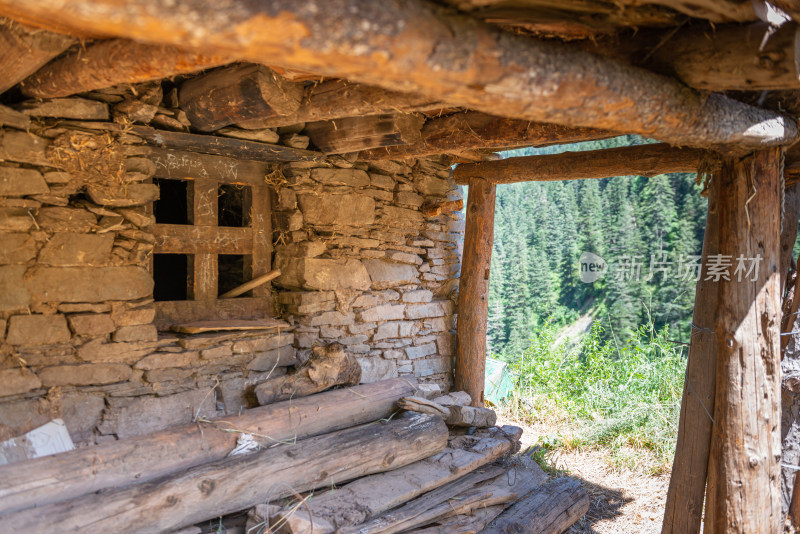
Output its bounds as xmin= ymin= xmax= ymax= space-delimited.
xmin=455 ymin=177 xmax=496 ymax=407
xmin=705 ymin=148 xmax=782 ymax=533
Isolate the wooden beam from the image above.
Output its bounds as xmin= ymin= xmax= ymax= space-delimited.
xmin=0 ymin=1 xmax=795 ymax=152
xmin=236 ymin=79 xmax=441 ymax=130
xmin=661 ymin=171 xmax=720 ymax=534
xmin=0 ymin=17 xmax=75 ymax=95
xmin=453 ymin=143 xmax=705 ymax=185
xmin=20 ymin=39 xmax=230 ymax=98
xmin=359 ymin=112 xmax=617 ymax=160
xmin=454 ymin=178 xmax=495 ymax=406
xmin=704 ymin=148 xmax=782 ymax=533
xmin=305 ymin=113 xmax=425 ymax=154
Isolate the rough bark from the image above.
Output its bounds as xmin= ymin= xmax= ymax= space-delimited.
xmin=453 ymin=143 xmax=705 ymax=185
xmin=454 ymin=178 xmax=496 ymax=406
xmin=0 ymin=412 xmax=448 ymax=534
xmin=0 ymin=0 xmax=796 ymax=152
xmin=0 ymin=17 xmax=75 ymax=95
xmin=305 ymin=113 xmax=425 ymax=154
xmin=661 ymin=172 xmax=720 ymax=534
xmin=20 ymin=39 xmax=230 ymax=98
xmin=0 ymin=378 xmax=417 ymax=515
xmin=704 ymin=149 xmax=782 ymax=533
xmin=360 ymin=111 xmax=617 ymax=161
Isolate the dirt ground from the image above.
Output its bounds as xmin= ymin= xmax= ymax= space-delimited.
xmin=498 ymin=416 xmax=669 ymax=534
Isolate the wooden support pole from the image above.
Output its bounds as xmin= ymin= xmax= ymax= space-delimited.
xmin=0 ymin=0 xmax=796 ymax=152
xmin=20 ymin=39 xmax=230 ymax=98
xmin=0 ymin=17 xmax=75 ymax=95
xmin=454 ymin=178 xmax=496 ymax=406
xmin=453 ymin=143 xmax=705 ymax=185
xmin=661 ymin=171 xmax=720 ymax=534
xmin=704 ymin=148 xmax=782 ymax=533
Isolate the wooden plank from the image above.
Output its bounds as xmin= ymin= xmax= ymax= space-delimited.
xmin=154 ymin=297 xmax=273 ymax=326
xmin=0 ymin=412 xmax=447 ymax=534
xmin=0 ymin=1 xmax=795 ymax=152
xmin=453 ymin=143 xmax=705 ymax=185
xmin=305 ymin=113 xmax=424 ymax=154
xmin=18 ymin=97 xmax=108 ymax=120
xmin=20 ymin=38 xmax=230 ymax=98
xmin=360 ymin=111 xmax=617 ymax=160
xmin=0 ymin=104 xmax=30 ymax=130
xmin=189 ymin=177 xmax=218 ymax=301
xmin=705 ymin=148 xmax=782 ymax=533
xmin=153 ymin=225 xmax=252 ymax=255
xmin=142 ymin=146 xmax=270 ymax=186
xmin=169 ymin=318 xmax=287 ymax=334
xmin=0 ymin=129 xmax=50 ymax=166
xmin=249 ymin=185 xmax=271 ymax=298
xmin=179 ymin=63 xmax=304 ymax=131
xmin=0 ymin=17 xmax=75 ymax=94
xmin=661 ymin=172 xmax=721 ymax=534
xmin=237 ymin=79 xmax=441 ymax=129
xmin=454 ymin=178 xmax=496 ymax=406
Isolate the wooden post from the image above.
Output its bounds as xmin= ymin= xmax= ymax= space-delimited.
xmin=705 ymin=148 xmax=782 ymax=533
xmin=661 ymin=170 xmax=720 ymax=534
xmin=454 ymin=178 xmax=496 ymax=407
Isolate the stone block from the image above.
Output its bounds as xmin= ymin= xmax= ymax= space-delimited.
xmin=39 ymin=363 xmax=132 ymax=386
xmin=135 ymin=351 xmax=200 ymax=370
xmin=320 ymin=326 xmax=343 ymax=338
xmin=200 ymin=345 xmax=233 ymax=360
xmin=25 ymin=266 xmax=153 ymax=303
xmin=217 ymin=368 xmax=287 ymax=415
xmin=362 ymin=259 xmax=418 ymax=289
xmin=246 ymin=344 xmax=297 ymax=371
xmin=298 ymin=193 xmax=375 ymax=226
xmin=405 ymin=342 xmax=437 ymax=360
xmin=0 ymin=233 xmax=36 ymax=264
xmin=365 ymin=189 xmax=393 ymax=202
xmin=373 ymin=322 xmax=399 ymax=340
xmin=0 ymin=207 xmax=34 ymax=231
xmin=77 ymin=339 xmax=153 ymax=363
xmin=110 ymin=304 xmax=156 ymax=326
xmin=415 ymin=174 xmax=450 ymax=196
xmin=61 ymin=393 xmax=105 ymax=445
xmin=349 ymin=344 xmax=371 ymax=354
xmin=357 ymin=357 xmax=397 ymax=383
xmin=413 ymin=357 xmax=450 ymax=377
xmin=277 ymin=188 xmax=297 ymax=210
xmin=0 ymin=265 xmax=30 ymax=312
xmin=35 ymin=207 xmax=96 ymax=232
xmin=278 ymin=291 xmax=336 ymax=314
xmin=405 ymin=301 xmax=455 ymax=320
xmin=436 ymin=333 xmax=454 ymax=357
xmin=144 ymin=368 xmax=193 ymax=383
xmin=349 ymin=322 xmax=377 ymax=334
xmin=359 ymin=304 xmax=406 ymax=323
xmin=386 ymin=251 xmax=423 ymax=265
xmin=67 ymin=313 xmax=116 ymax=336
xmin=86 ymin=183 xmax=159 ymax=207
xmin=275 ymin=256 xmax=370 ymax=291
xmin=368 ymin=172 xmax=395 ymax=190
xmin=403 ymin=289 xmax=433 ymax=303
xmin=416 ymin=382 xmax=443 ymax=399
xmin=308 ymin=311 xmax=355 ymax=326
xmin=0 ymin=166 xmax=49 ymax=196
xmin=338 ymin=334 xmax=369 ymax=345
xmin=6 ymin=314 xmax=71 ymax=345
xmin=383 ymin=350 xmax=404 ymax=359
xmin=113 ymin=324 xmax=158 ymax=342
xmin=378 ymin=206 xmax=423 ymax=229
xmin=395 ymin=191 xmax=424 ymax=208
xmin=295 ymin=331 xmax=318 ymax=348
xmin=311 ymin=168 xmax=370 ymax=187
xmin=399 ymin=321 xmax=419 ymax=337
xmin=420 ymin=317 xmax=449 ymax=333
xmin=231 ymin=332 xmax=293 ymax=353
xmin=0 ymin=367 xmax=42 ymax=397
xmin=39 ymin=233 xmax=114 ymax=266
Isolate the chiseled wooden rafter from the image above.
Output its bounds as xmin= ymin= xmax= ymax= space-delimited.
xmin=0 ymin=0 xmax=794 ymax=154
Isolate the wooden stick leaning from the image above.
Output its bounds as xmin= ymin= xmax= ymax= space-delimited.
xmin=219 ymin=269 xmax=280 ymax=298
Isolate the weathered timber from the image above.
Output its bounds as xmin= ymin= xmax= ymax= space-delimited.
xmin=403 ymin=505 xmax=506 ymax=534
xmin=179 ymin=63 xmax=304 ymax=131
xmin=278 ymin=433 xmax=514 ymax=534
xmin=153 ymin=224 xmax=253 ymax=255
xmin=446 ymin=404 xmax=497 ymax=427
xmin=169 ymin=318 xmax=287 ymax=334
xmin=0 ymin=1 xmax=795 ymax=151
xmin=0 ymin=129 xmax=50 ymax=166
xmin=0 ymin=17 xmax=75 ymax=95
xmin=141 ymin=146 xmax=271 ymax=186
xmin=782 ymin=184 xmax=800 ymax=297
xmin=661 ymin=173 xmax=720 ymax=534
xmin=219 ymin=270 xmax=280 ymax=299
xmin=455 ymin=178 xmax=495 ymax=406
xmin=18 ymin=97 xmax=109 ymax=120
xmin=254 ymin=343 xmax=361 ymax=405
xmin=705 ymin=149 xmax=782 ymax=533
xmin=21 ymin=39 xmax=230 ymax=98
xmin=237 ymin=79 xmax=441 ymax=130
xmin=453 ymin=143 xmax=705 ymax=185
xmin=0 ymin=104 xmax=30 ymax=130
xmin=0 ymin=412 xmax=447 ymax=534
xmin=0 ymin=378 xmax=418 ymax=515
xmin=649 ymin=22 xmax=800 ymax=91
xmin=305 ymin=113 xmax=425 ymax=154
xmin=360 ymin=112 xmax=617 ymax=160
xmin=421 ymin=199 xmax=463 ymax=217
xmin=482 ymin=477 xmax=589 ymax=534
xmin=398 ymin=396 xmax=451 ymax=418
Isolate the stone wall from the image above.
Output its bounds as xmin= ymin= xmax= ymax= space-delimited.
xmin=0 ymin=115 xmax=463 ymax=446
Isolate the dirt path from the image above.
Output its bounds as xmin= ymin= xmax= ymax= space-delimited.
xmin=499 ymin=416 xmax=669 ymax=534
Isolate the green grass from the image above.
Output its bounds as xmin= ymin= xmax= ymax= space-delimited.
xmin=500 ymin=320 xmax=686 ymax=475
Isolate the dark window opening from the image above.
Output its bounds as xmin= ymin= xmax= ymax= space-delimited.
xmin=154 ymin=178 xmax=189 ymax=225
xmin=218 ymin=184 xmax=251 ymax=227
xmin=154 ymin=253 xmax=189 ymax=301
xmin=218 ymin=254 xmax=249 ymax=297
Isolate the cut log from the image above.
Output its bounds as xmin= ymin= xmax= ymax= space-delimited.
xmin=179 ymin=63 xmax=304 ymax=131
xmin=482 ymin=477 xmax=589 ymax=534
xmin=421 ymin=199 xmax=463 ymax=217
xmin=398 ymin=396 xmax=451 ymax=418
xmin=18 ymin=97 xmax=109 ymax=120
xmin=305 ymin=113 xmax=425 ymax=154
xmin=704 ymin=148 xmax=782 ymax=533
xmin=0 ymin=378 xmax=418 ymax=515
xmin=453 ymin=143 xmax=706 ymax=185
xmin=238 ymin=79 xmax=440 ymax=130
xmin=1 ymin=1 xmax=795 ymax=152
xmin=0 ymin=104 xmax=30 ymax=130
xmin=254 ymin=343 xmax=361 ymax=405
xmin=360 ymin=112 xmax=617 ymax=160
xmin=20 ymin=39 xmax=231 ymax=98
xmin=0 ymin=412 xmax=447 ymax=534
xmin=661 ymin=171 xmax=721 ymax=534
xmin=402 ymin=504 xmax=506 ymax=534
xmin=275 ymin=433 xmax=514 ymax=533
xmin=446 ymin=404 xmax=497 ymax=428
xmin=0 ymin=17 xmax=75 ymax=95
xmin=455 ymin=178 xmax=496 ymax=406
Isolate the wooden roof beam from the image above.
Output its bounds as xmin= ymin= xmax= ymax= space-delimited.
xmin=0 ymin=0 xmax=795 ymax=153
